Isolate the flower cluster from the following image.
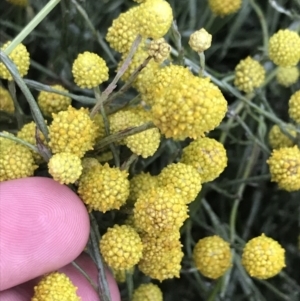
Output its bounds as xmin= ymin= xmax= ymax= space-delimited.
xmin=0 ymin=41 xmax=30 ymax=80
xmin=32 ymin=272 xmax=80 ymax=301
xmin=242 ymin=234 xmax=285 ymax=279
xmin=106 ymin=0 xmax=173 ymax=54
xmin=193 ymin=235 xmax=232 ymax=279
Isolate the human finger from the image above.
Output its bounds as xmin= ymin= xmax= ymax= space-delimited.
xmin=0 ymin=177 xmax=90 ymax=291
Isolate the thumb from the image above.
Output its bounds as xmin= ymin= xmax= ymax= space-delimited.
xmin=0 ymin=177 xmax=90 ymax=291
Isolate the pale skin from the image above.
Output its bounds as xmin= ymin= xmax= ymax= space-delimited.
xmin=0 ymin=177 xmax=120 ymax=301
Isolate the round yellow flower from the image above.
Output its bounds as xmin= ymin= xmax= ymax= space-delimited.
xmin=37 ymin=85 xmax=71 ymax=117
xmin=0 ymin=135 xmax=37 ymax=182
xmin=138 ymin=231 xmax=183 ymax=281
xmin=234 ymin=56 xmax=266 ymax=93
xmin=158 ymin=163 xmax=202 ymax=204
xmin=0 ymin=41 xmax=30 ymax=80
xmin=78 ymin=163 xmax=129 ymax=212
xmin=141 ymin=64 xmax=193 ymax=106
xmin=132 ymin=283 xmax=163 ymax=301
xmin=189 ymin=28 xmax=212 ymax=53
xmin=208 ymin=0 xmax=242 ymax=16
xmin=152 ymin=76 xmax=227 ymax=139
xmin=268 ymin=124 xmax=296 ymax=149
xmin=193 ymin=235 xmax=232 ymax=279
xmin=49 ymin=106 xmax=98 ymax=158
xmin=134 ymin=186 xmax=188 ymax=234
xmin=288 ymin=90 xmax=300 ymax=124
xmin=0 ymin=86 xmax=14 ymax=113
xmin=242 ymin=234 xmax=285 ymax=279
xmin=32 ymin=272 xmax=80 ymax=301
xmin=267 ymin=146 xmax=300 ymax=191
xmin=136 ymin=0 xmax=173 ymax=39
xmin=100 ymin=225 xmax=143 ymax=270
xmin=269 ymin=29 xmax=300 ymax=67
xmin=48 ymin=152 xmax=82 ymax=185
xmin=106 ymin=6 xmax=140 ymax=54
xmin=276 ymin=66 xmax=299 ymax=87
xmin=128 ymin=172 xmax=158 ymax=204
xmin=72 ymin=51 xmax=109 ymax=88
xmin=181 ymin=137 xmax=227 ymax=183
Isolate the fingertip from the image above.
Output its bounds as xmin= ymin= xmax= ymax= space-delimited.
xmin=0 ymin=177 xmax=90 ymax=290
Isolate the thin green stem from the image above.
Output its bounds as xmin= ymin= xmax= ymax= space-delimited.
xmin=8 ymin=81 xmax=24 ymax=129
xmin=229 ymin=142 xmax=260 ymax=244
xmin=93 ymin=86 xmax=120 ymax=167
xmin=71 ymin=261 xmax=98 ymax=292
xmin=0 ymin=132 xmax=38 ymax=153
xmin=3 ymin=0 xmax=61 ymax=55
xmin=90 ymin=35 xmax=142 ymax=117
xmin=249 ymin=0 xmax=269 ymax=54
xmin=89 ymin=213 xmax=112 ymax=301
xmin=71 ymin=0 xmax=116 ymax=64
xmin=94 ymin=122 xmax=155 ymax=152
xmin=198 ymin=52 xmax=205 ymax=77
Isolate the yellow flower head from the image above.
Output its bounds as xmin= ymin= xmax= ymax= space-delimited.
xmin=48 ymin=152 xmax=82 ymax=185
xmin=138 ymin=231 xmax=183 ymax=281
xmin=37 ymin=85 xmax=71 ymax=117
xmin=276 ymin=66 xmax=299 ymax=87
xmin=106 ymin=7 xmax=140 ymax=54
xmin=0 ymin=86 xmax=14 ymax=113
xmin=110 ymin=108 xmax=160 ymax=158
xmin=189 ymin=28 xmax=212 ymax=53
xmin=72 ymin=52 xmax=109 ymax=88
xmin=49 ymin=106 xmax=98 ymax=158
xmin=132 ymin=283 xmax=163 ymax=301
xmin=193 ymin=235 xmax=232 ymax=279
xmin=100 ymin=225 xmax=143 ymax=270
xmin=0 ymin=41 xmax=30 ymax=80
xmin=158 ymin=163 xmax=202 ymax=204
xmin=128 ymin=172 xmax=158 ymax=204
xmin=78 ymin=163 xmax=129 ymax=212
xmin=32 ymin=272 xmax=80 ymax=301
xmin=288 ymin=90 xmax=300 ymax=124
xmin=148 ymin=38 xmax=171 ymax=63
xmin=267 ymin=146 xmax=300 ymax=191
xmin=136 ymin=0 xmax=173 ymax=39
xmin=134 ymin=186 xmax=188 ymax=233
xmin=17 ymin=121 xmax=48 ymax=163
xmin=0 ymin=135 xmax=37 ymax=182
xmin=181 ymin=137 xmax=227 ymax=183
xmin=152 ymin=76 xmax=227 ymax=139
xmin=269 ymin=29 xmax=300 ymax=67
xmin=234 ymin=56 xmax=266 ymax=93
xmin=208 ymin=0 xmax=242 ymax=17
xmin=268 ymin=124 xmax=296 ymax=149
xmin=242 ymin=234 xmax=286 ymax=279
xmin=141 ymin=64 xmax=193 ymax=106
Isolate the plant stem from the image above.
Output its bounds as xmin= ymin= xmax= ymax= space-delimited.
xmin=89 ymin=213 xmax=112 ymax=301
xmin=93 ymin=86 xmax=120 ymax=167
xmin=3 ymin=0 xmax=61 ymax=55
xmin=90 ymin=35 xmax=142 ymax=117
xmin=229 ymin=142 xmax=260 ymax=244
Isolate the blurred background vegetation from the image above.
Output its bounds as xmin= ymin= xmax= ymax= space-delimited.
xmin=1 ymin=0 xmax=300 ymax=300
